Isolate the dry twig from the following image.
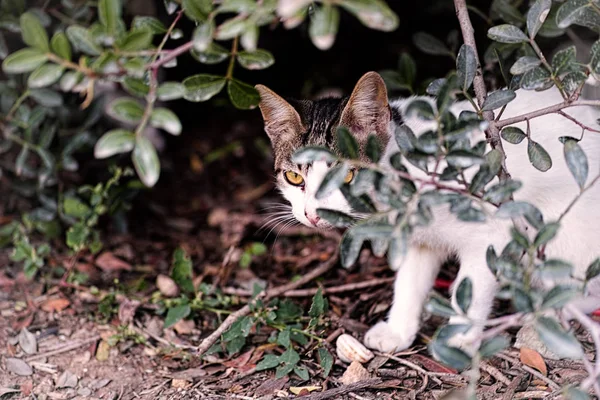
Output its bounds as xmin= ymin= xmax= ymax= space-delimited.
xmin=300 ymin=378 xmax=382 ymax=400
xmin=25 ymin=335 xmax=101 ymax=361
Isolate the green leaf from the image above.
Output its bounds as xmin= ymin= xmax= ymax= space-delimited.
xmin=446 ymin=150 xmax=484 ymax=169
xmin=94 ymin=129 xmax=135 ymax=158
xmin=535 ymin=316 xmax=583 ymax=359
xmin=405 ymin=99 xmax=435 ymax=120
xmin=118 ymin=30 xmax=153 ymax=51
xmin=191 ymin=43 xmax=230 ymax=65
xmin=556 ymin=0 xmax=600 ymax=31
xmin=183 ymin=74 xmax=226 ymax=102
xmin=256 ymin=354 xmax=280 ymax=371
xmin=237 ymin=49 xmax=274 ymax=70
xmin=27 ymin=64 xmax=64 ymax=88
xmin=479 ymin=336 xmax=509 ymax=358
xmin=340 ymin=0 xmax=399 ymax=31
xmin=215 ymin=18 xmax=248 ymax=41
xmin=456 ymin=44 xmax=477 ymax=91
xmin=132 ymin=136 xmax=160 ymax=187
xmin=294 ymin=366 xmax=309 ymax=381
xmin=316 ymin=208 xmax=355 ymax=228
xmin=164 ymin=304 xmax=191 ymax=328
xmin=98 ymin=0 xmax=122 ymax=36
xmin=527 ymin=0 xmax=552 ymax=38
xmin=538 ymin=259 xmax=573 ymax=280
xmin=340 ymin=230 xmax=364 ymax=268
xmin=426 ymin=297 xmax=457 ymax=317
xmin=292 ymin=146 xmax=337 ymax=164
xmin=562 ymin=70 xmax=587 ymax=96
xmin=542 ymin=286 xmax=581 ymax=309
xmin=528 ymin=139 xmax=552 ymax=172
xmin=157 ymin=82 xmax=185 ymax=101
xmin=279 ymin=347 xmax=300 ymax=366
xmin=561 ymin=137 xmax=588 ymax=189
xmin=586 ymin=258 xmax=600 ymax=281
xmin=590 ymin=40 xmax=600 ymax=75
xmin=487 ymin=24 xmax=528 ymax=43
xmin=309 ymin=4 xmax=339 ymax=50
xmin=132 ymin=16 xmax=167 ymax=34
xmin=20 ymin=12 xmax=49 ymax=51
xmin=172 ymin=247 xmax=194 ymax=293
xmin=66 ymin=26 xmax=102 ymax=56
xmin=552 ymin=45 xmax=577 ymax=76
xmin=512 ymin=287 xmax=534 ymax=312
xmin=337 ymin=127 xmax=359 ymax=159
xmin=496 ymin=201 xmax=544 ymax=229
xmin=564 ymin=387 xmax=592 ymax=400
xmin=501 ymin=126 xmax=526 ymax=144
xmin=491 ymin=0 xmax=525 ymax=25
xmin=240 ymin=25 xmax=258 ymax=51
xmin=50 ymin=32 xmax=72 ymax=61
xmin=63 ymin=196 xmax=91 ymax=219
xmin=107 ymin=98 xmax=144 ymax=124
xmin=277 ymin=329 xmax=291 ymax=348
xmin=122 ymin=77 xmax=149 ymax=98
xmin=521 ymin=66 xmax=552 ymax=90
xmin=29 ymin=88 xmax=62 ymax=107
xmin=481 ymin=89 xmax=516 ymax=111
xmin=484 ymin=179 xmax=522 ymax=203
xmin=182 ymin=0 xmax=212 ymax=22
xmin=2 ymin=48 xmax=48 ymax=74
xmin=510 ymin=56 xmax=541 ymax=75
xmin=316 ymin=162 xmax=350 ymax=199
xmin=227 ymin=79 xmax=260 ymax=109
xmin=429 ymin=339 xmax=471 ymax=370
xmin=309 ymin=288 xmax=326 ymax=318
xmin=318 ymin=348 xmax=333 ymax=377
xmin=366 ymin=134 xmax=381 ymax=162
xmin=413 ymin=32 xmax=451 ymax=57
xmin=455 ymin=278 xmax=472 ymax=314
xmin=150 ymin=108 xmax=182 ymax=135
xmin=534 ymin=222 xmax=560 ymax=247
xmin=192 ymin=20 xmax=214 ymax=52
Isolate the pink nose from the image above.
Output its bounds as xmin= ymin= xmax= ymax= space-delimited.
xmin=305 ymin=211 xmax=320 ymax=226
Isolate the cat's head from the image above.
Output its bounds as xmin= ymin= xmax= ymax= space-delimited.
xmin=256 ymin=72 xmax=392 ymax=229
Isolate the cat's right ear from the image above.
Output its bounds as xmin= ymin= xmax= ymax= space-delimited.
xmin=255 ymin=85 xmax=305 ymax=142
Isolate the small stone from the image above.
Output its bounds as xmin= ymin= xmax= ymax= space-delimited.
xmin=156 ymin=275 xmax=179 ymax=297
xmin=339 ymin=361 xmax=371 ymax=385
xmin=77 ymin=388 xmax=91 ymax=396
xmin=56 ymin=370 xmax=78 ymax=388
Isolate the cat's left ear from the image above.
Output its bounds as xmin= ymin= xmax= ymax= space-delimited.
xmin=340 ymin=71 xmax=391 ymax=140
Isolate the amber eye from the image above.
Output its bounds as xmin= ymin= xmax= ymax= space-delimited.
xmin=344 ymin=169 xmax=355 ymax=184
xmin=284 ymin=171 xmax=304 ymax=186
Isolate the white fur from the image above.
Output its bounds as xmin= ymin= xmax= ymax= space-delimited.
xmin=279 ymin=86 xmax=600 ymax=353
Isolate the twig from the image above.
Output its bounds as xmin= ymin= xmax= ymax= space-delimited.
xmin=481 ymin=362 xmax=512 ymax=386
xmin=558 ymin=173 xmax=600 ymax=222
xmin=195 ymin=248 xmax=339 ymax=356
xmin=453 ymin=0 xmax=510 ymax=182
xmin=513 ymin=391 xmax=553 ymax=399
xmin=25 ymin=335 xmax=101 ymax=361
xmin=374 ymin=351 xmax=451 ymax=385
xmin=496 ymin=353 xmax=561 ymax=391
xmin=222 ymin=277 xmax=395 ymax=298
xmin=300 ymin=378 xmax=382 ymax=400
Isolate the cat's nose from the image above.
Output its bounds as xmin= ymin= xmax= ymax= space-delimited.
xmin=304 ymin=211 xmax=320 ymax=226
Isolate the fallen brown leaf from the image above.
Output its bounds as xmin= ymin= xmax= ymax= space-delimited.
xmin=340 ymin=361 xmax=371 ymax=385
xmin=223 ymin=348 xmax=254 ymax=369
xmin=5 ymin=358 xmax=32 ymax=376
xmin=520 ymin=347 xmax=547 ymax=376
xmin=40 ymin=298 xmax=71 ymax=313
xmin=117 ymin=298 xmax=140 ymax=325
xmin=96 ymin=340 xmax=110 ymax=361
xmin=290 ymin=386 xmax=321 ymax=395
xmin=95 ymin=252 xmax=132 ymax=272
xmin=411 ymin=354 xmax=457 ymax=374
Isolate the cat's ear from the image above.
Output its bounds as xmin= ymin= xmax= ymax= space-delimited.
xmin=255 ymin=85 xmax=305 ymax=142
xmin=340 ymin=71 xmax=391 ymax=139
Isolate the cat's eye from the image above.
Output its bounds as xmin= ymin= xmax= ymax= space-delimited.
xmin=284 ymin=171 xmax=304 ymax=186
xmin=344 ymin=169 xmax=355 ymax=184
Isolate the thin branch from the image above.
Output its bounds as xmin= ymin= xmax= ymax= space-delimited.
xmin=453 ymin=0 xmax=511 ymax=182
xmin=495 ymin=99 xmax=600 ymax=130
xmin=558 ymin=173 xmax=600 ymax=222
xmin=565 ymin=304 xmax=600 ymax=394
xmin=496 ymin=353 xmax=561 ymax=391
xmin=300 ymin=379 xmax=382 ymax=400
xmin=195 ymin=247 xmax=339 ymax=356
xmin=222 ymin=277 xmax=395 ymax=298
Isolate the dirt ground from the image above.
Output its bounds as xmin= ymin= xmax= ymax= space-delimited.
xmin=0 ymin=120 xmax=597 ymax=400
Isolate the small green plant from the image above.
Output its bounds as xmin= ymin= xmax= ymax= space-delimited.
xmin=239 ymin=242 xmax=267 ymax=268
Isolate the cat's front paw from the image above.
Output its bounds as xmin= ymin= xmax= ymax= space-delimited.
xmin=363 ymin=321 xmax=416 ymax=353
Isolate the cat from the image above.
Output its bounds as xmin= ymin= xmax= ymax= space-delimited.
xmin=255 ymin=71 xmax=600 ymax=354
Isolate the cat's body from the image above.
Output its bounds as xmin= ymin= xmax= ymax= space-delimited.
xmin=256 ymin=72 xmax=600 ymax=354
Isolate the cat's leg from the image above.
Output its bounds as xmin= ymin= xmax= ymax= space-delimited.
xmin=447 ymin=247 xmax=498 ymax=354
xmin=364 ymin=245 xmax=444 ymax=353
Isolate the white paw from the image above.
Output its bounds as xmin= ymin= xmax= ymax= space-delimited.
xmin=446 ymin=327 xmax=482 ymax=356
xmin=363 ymin=321 xmax=416 ymax=353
